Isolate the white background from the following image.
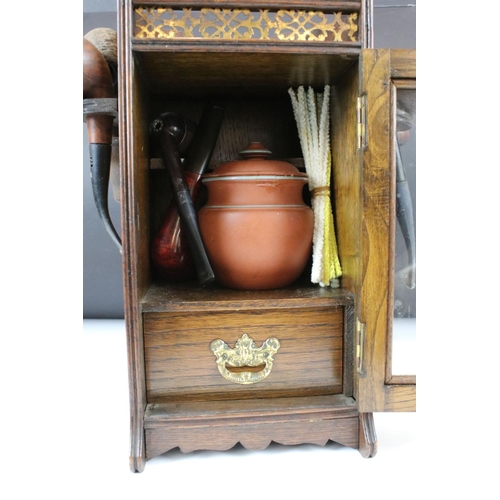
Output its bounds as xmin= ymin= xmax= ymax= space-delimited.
xmin=1 ymin=2 xmax=498 ymax=498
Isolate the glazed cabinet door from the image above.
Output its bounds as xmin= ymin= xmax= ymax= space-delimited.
xmin=356 ymin=49 xmax=416 ymax=412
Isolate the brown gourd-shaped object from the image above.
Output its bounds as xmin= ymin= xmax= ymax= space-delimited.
xmin=83 ymin=32 xmax=121 ymax=250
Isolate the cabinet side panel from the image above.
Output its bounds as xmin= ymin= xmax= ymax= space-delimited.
xmin=332 ymin=64 xmax=361 ymax=301
xmin=128 ymin=61 xmax=151 ymax=298
xmin=119 ymin=0 xmax=151 ymax=472
xmin=331 ymin=62 xmax=360 ymax=398
xmin=361 ymin=0 xmax=374 ymax=48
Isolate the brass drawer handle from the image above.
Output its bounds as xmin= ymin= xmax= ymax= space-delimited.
xmin=210 ymin=333 xmax=280 ymax=385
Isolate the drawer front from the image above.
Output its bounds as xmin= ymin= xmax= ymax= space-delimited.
xmin=144 ymin=307 xmax=344 ymax=402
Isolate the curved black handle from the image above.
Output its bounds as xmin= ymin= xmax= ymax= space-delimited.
xmin=89 ymin=143 xmax=122 ymax=253
xmin=152 ymin=113 xmax=215 ymax=286
xmin=183 ymin=104 xmax=225 ymax=175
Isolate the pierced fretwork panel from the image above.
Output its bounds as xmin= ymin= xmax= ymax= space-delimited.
xmin=134 ymin=7 xmax=359 ymax=42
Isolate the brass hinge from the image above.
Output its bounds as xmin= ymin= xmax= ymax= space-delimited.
xmin=356 ymin=319 xmax=366 ymax=376
xmin=357 ymin=95 xmax=367 ymax=150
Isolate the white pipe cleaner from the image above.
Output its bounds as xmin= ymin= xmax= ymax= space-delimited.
xmin=288 ymin=86 xmax=342 ymax=286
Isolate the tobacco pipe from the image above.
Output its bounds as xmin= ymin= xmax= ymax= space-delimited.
xmin=83 ymin=33 xmax=121 ymax=251
xmin=150 ymin=111 xmax=218 ymax=286
xmin=151 ymin=104 xmax=224 ymax=281
xmin=84 ymin=28 xmax=118 ymax=90
xmin=395 ymin=106 xmax=416 ymax=289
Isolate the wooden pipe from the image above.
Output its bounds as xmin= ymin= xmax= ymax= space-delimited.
xmin=84 ymin=27 xmax=118 ymax=88
xmin=150 ymin=112 xmax=216 ymax=286
xmin=83 ymin=35 xmax=121 ymax=251
xmin=83 ymin=38 xmax=114 ymax=144
xmin=151 ymin=104 xmax=224 ymax=281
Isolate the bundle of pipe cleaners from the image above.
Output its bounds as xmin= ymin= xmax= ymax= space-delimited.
xmin=288 ymin=85 xmax=342 ymax=287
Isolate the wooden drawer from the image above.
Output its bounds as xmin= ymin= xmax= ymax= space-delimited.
xmin=144 ymin=306 xmax=345 ymax=402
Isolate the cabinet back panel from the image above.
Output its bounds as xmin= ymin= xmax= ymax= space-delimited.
xmin=148 ymin=98 xmax=302 ymax=164
xmin=135 ymin=51 xmax=358 ymax=99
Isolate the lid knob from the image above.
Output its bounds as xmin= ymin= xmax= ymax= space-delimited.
xmin=239 ymin=142 xmax=272 ymax=160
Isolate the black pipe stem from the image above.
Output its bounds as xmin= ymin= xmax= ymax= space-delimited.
xmin=183 ymin=104 xmax=225 ymax=175
xmin=89 ymin=143 xmax=122 ymax=253
xmin=156 ymin=127 xmax=215 ymax=286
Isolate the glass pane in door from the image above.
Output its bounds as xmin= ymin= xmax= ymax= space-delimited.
xmin=392 ymin=86 xmax=416 ymax=376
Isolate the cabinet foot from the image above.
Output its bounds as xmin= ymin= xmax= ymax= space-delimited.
xmin=129 ymin=427 xmax=146 ymax=473
xmin=358 ymin=412 xmax=377 ymax=458
xmin=130 ymin=455 xmax=146 ymax=473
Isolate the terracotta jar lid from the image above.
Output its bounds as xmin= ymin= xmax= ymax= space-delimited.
xmin=203 ymin=142 xmax=307 ymax=179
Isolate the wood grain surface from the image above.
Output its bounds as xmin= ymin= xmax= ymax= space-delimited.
xmin=132 ymin=1 xmax=362 ymax=10
xmin=134 ymin=51 xmax=360 ymax=99
xmin=116 ymin=0 xmax=410 ymax=472
xmin=143 ymin=395 xmax=359 ymax=459
xmin=144 ymin=306 xmax=344 ymax=401
xmin=118 ymin=2 xmax=149 ymax=473
xmin=142 ymin=282 xmax=353 ymax=312
xmin=357 ymin=49 xmax=416 ymax=412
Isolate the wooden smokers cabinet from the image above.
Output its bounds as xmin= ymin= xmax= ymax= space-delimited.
xmin=116 ymin=0 xmax=416 ymax=472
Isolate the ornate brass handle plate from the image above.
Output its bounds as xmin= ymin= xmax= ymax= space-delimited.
xmin=210 ymin=333 xmax=280 ymax=385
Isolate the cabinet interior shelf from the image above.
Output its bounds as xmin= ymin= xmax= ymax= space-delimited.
xmin=141 ymin=282 xmax=353 ymax=313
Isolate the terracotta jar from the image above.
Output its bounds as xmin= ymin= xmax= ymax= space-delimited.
xmin=198 ymin=142 xmax=313 ymax=290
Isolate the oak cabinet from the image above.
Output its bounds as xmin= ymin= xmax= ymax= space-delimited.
xmin=115 ymin=0 xmax=416 ymax=472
